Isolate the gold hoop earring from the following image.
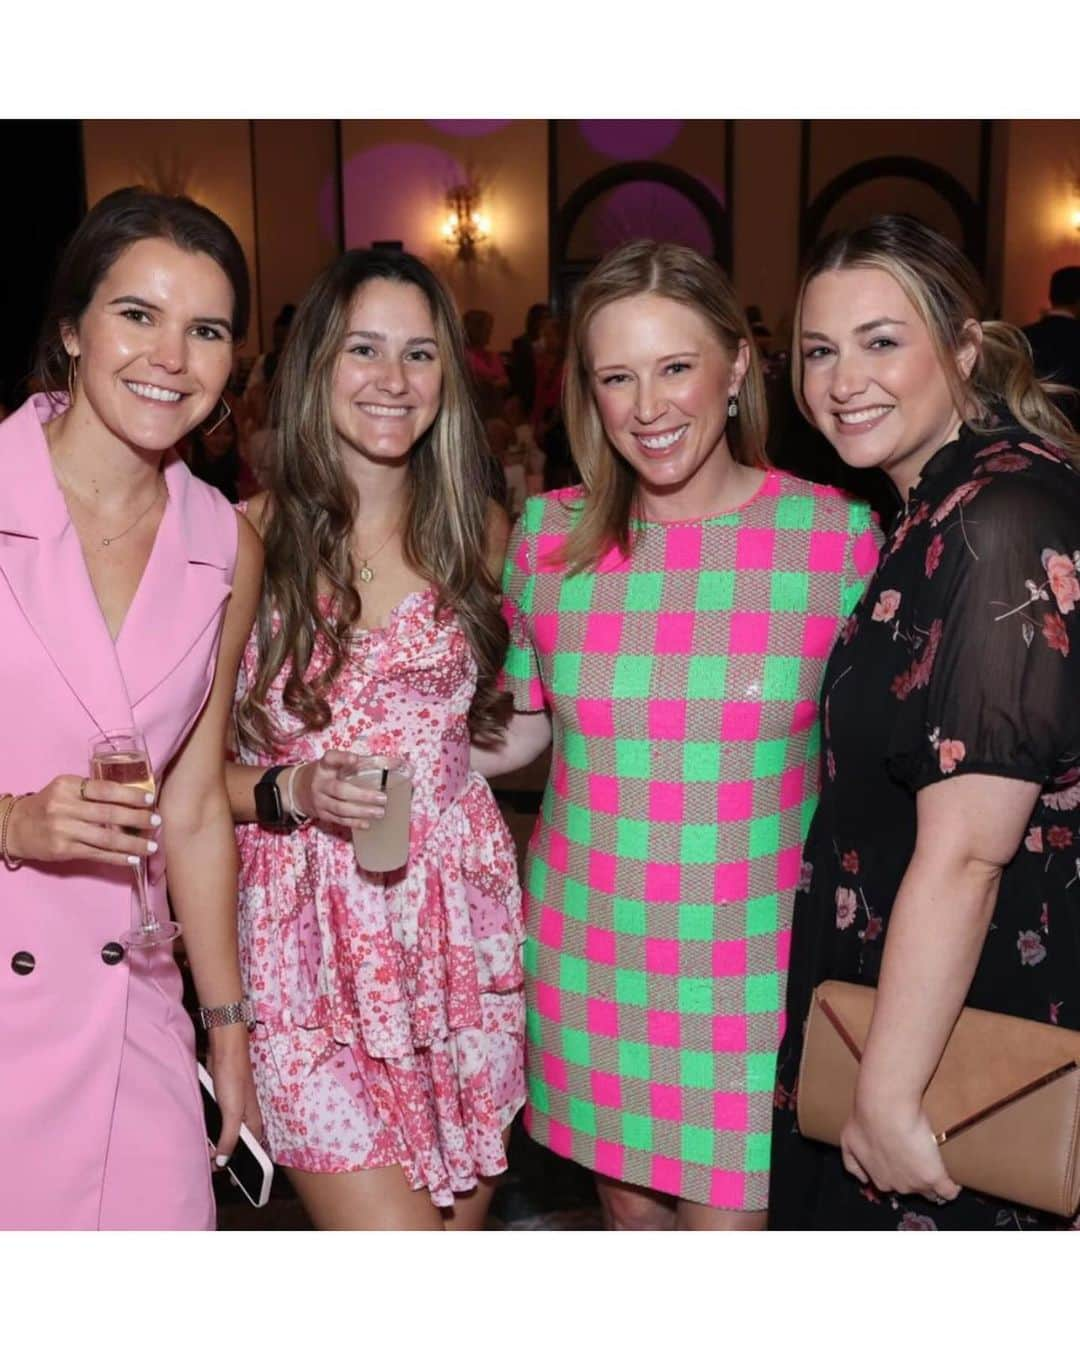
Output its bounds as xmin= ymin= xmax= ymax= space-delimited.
xmin=202 ymin=397 xmax=231 ymax=435
xmin=67 ymin=355 xmax=78 ymax=405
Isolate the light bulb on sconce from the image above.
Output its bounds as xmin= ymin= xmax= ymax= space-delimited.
xmin=441 ymin=182 xmax=491 ymax=262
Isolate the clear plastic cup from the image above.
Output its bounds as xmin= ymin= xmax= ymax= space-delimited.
xmin=347 ymin=754 xmax=413 ymax=872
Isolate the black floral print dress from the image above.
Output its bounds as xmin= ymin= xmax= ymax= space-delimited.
xmin=770 ymin=417 xmax=1080 ymax=1231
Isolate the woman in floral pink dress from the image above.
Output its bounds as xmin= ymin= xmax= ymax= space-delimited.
xmin=227 ymin=249 xmax=523 ymax=1230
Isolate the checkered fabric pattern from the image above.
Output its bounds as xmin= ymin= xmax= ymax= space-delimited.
xmin=501 ymin=471 xmax=879 ymax=1208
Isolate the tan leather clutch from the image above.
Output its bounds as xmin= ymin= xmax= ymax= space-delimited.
xmin=796 ymin=980 xmax=1080 ymax=1218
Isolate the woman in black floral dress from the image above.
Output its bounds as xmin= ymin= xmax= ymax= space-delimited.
xmin=769 ymin=216 xmax=1080 ymax=1231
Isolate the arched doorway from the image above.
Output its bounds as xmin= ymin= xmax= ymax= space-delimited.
xmin=552 ymin=161 xmax=731 ymax=310
xmin=800 ymin=155 xmax=986 ymax=271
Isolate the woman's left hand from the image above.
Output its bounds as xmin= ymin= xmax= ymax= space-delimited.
xmin=840 ymin=1098 xmax=960 ymax=1206
xmin=207 ymin=1027 xmax=263 ymax=1165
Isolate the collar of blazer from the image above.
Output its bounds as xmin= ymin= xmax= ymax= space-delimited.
xmin=0 ymin=394 xmax=236 ymax=736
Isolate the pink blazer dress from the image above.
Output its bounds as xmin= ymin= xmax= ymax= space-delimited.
xmin=0 ymin=395 xmax=238 ymax=1229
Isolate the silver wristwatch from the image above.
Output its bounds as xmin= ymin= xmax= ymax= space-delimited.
xmin=197 ymin=998 xmax=256 ymax=1032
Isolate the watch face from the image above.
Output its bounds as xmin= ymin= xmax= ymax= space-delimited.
xmin=254 ymin=778 xmax=285 ymax=827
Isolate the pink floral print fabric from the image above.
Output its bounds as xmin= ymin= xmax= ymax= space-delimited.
xmin=234 ymin=588 xmax=525 ymax=1207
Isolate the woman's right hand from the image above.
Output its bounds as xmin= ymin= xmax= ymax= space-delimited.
xmin=7 ymin=775 xmax=160 ymax=868
xmin=291 ymin=750 xmax=387 ymax=830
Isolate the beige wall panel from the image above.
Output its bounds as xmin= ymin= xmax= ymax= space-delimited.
xmin=339 ymin=120 xmax=548 ymax=351
xmin=1002 ymin=120 xmax=1080 ymax=325
xmin=808 ymin=121 xmax=983 ymax=200
xmin=81 ymin=120 xmax=259 ymax=350
xmin=252 ymin=120 xmax=339 ymax=350
xmin=733 ymin=120 xmax=801 ymax=342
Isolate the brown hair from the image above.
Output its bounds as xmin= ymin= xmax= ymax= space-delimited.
xmin=561 ymin=239 xmax=768 ymax=573
xmin=791 ymin=215 xmax=1080 ymax=457
xmin=35 ymin=186 xmax=250 ymax=398
xmin=234 ymin=248 xmax=510 ymax=754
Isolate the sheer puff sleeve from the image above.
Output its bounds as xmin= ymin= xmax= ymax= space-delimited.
xmin=886 ymin=464 xmax=1080 ymax=793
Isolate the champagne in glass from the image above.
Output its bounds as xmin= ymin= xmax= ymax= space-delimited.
xmin=89 ymin=728 xmax=180 ymax=949
xmin=91 ymin=748 xmax=156 ymax=799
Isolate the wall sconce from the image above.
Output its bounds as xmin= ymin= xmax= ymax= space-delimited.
xmin=441 ymin=182 xmax=490 ymax=262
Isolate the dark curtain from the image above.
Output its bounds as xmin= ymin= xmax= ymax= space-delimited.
xmin=0 ymin=121 xmax=85 ymax=409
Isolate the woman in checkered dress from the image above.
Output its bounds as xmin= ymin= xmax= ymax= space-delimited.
xmin=473 ymin=242 xmax=880 ymax=1228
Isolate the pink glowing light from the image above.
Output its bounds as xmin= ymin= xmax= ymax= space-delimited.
xmin=578 ymin=120 xmax=683 ymax=159
xmin=576 ymin=180 xmax=715 ymax=256
xmin=322 ymin=142 xmax=467 ymax=254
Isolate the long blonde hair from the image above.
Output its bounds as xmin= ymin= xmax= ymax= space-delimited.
xmin=561 ymin=240 xmax=769 ymax=574
xmin=791 ymin=215 xmax=1080 ymax=458
xmin=235 ymin=249 xmax=510 ymax=754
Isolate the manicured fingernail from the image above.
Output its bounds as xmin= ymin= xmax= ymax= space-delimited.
xmin=144 ymin=793 xmax=154 ymax=805
xmin=127 ymin=855 xmax=139 ymax=866
xmin=146 ymin=840 xmax=158 ymax=854
xmin=150 ymin=813 xmax=162 ymax=827
xmin=216 ymin=1155 xmax=229 ymax=1168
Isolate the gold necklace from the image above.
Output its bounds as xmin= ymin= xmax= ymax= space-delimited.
xmin=55 ymin=466 xmax=166 ymax=548
xmin=356 ymin=519 xmax=400 ymax=584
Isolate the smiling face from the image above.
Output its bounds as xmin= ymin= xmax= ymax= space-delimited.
xmin=587 ymin=292 xmax=748 ymax=503
xmin=799 ymin=265 xmax=976 ymax=494
xmin=330 ymin=278 xmax=442 ymax=465
xmin=63 ymin=236 xmax=236 ymax=453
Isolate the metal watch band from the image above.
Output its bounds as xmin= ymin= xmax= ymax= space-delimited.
xmin=198 ymin=998 xmax=256 ymax=1031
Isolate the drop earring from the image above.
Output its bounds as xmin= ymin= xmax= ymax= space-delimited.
xmin=67 ymin=355 xmax=79 ymax=405
xmin=202 ymin=397 xmax=232 ymax=435
xmin=727 ymin=394 xmax=739 ymax=419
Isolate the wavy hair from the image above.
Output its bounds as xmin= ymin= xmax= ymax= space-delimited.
xmin=791 ymin=215 xmax=1080 ymax=459
xmin=235 ymin=249 xmax=510 ymax=753
xmin=560 ymin=239 xmax=768 ymax=574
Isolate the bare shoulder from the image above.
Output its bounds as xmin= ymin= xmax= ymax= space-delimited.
xmin=236 ymin=508 xmax=265 ymax=574
xmin=242 ymin=490 xmax=272 ymax=537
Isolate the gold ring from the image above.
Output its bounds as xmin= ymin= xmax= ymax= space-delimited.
xmin=79 ymin=777 xmax=90 ymax=801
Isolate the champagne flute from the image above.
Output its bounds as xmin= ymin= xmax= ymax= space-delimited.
xmin=89 ymin=727 xmax=180 ymax=948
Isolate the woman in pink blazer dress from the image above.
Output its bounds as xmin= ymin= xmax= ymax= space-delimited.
xmin=0 ymin=189 xmax=263 ymax=1230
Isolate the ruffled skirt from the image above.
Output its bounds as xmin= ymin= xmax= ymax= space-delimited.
xmin=238 ymin=773 xmax=525 ymax=1207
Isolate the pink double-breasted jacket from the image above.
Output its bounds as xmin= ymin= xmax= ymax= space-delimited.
xmin=0 ymin=395 xmax=238 ymax=1229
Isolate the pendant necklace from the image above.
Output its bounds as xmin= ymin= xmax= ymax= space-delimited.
xmin=357 ymin=518 xmax=400 ymax=584
xmin=55 ymin=464 xmax=166 ymax=548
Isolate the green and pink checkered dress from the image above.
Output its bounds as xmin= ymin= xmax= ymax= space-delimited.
xmin=501 ymin=471 xmax=879 ymax=1208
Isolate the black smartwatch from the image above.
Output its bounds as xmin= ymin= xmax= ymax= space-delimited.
xmin=254 ymin=764 xmax=291 ymax=827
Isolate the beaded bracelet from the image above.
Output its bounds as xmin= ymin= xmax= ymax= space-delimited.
xmin=282 ymin=762 xmax=311 ymax=827
xmin=1 ymin=793 xmax=29 ymax=872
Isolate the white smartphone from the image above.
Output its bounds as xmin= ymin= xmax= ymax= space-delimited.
xmin=197 ymin=1061 xmax=274 ymax=1208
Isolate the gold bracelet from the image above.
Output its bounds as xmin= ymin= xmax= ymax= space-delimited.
xmin=1 ymin=793 xmax=29 ymax=872
xmin=0 ymin=796 xmax=15 ymax=868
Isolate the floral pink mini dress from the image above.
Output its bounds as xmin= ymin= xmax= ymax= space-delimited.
xmin=234 ymin=587 xmax=525 ymax=1207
